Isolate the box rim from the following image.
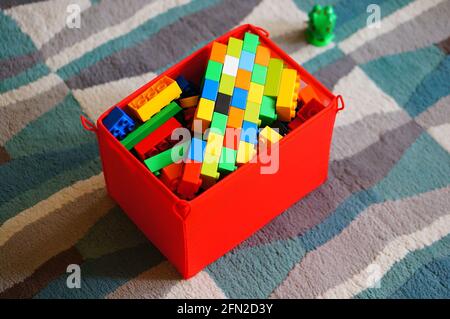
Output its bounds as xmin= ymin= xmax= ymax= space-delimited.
xmin=96 ymin=24 xmax=339 ymax=208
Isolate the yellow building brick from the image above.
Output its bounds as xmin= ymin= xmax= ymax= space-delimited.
xmin=276 ymin=69 xmax=300 ymax=121
xmin=247 ymin=82 xmax=264 ymax=104
xmin=195 ymin=98 xmax=215 ymax=122
xmin=259 ymin=126 xmax=283 ymax=144
xmin=201 ymin=153 xmax=220 ymax=188
xmin=204 ymin=132 xmax=224 ymax=159
xmin=243 ymin=101 xmax=261 ymax=124
xmin=236 ymin=141 xmax=256 ymax=164
xmin=128 ymin=76 xmax=182 ymax=122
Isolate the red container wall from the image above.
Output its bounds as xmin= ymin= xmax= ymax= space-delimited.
xmin=186 ymin=102 xmax=337 ymax=277
xmin=97 ymin=127 xmax=187 ymax=274
xmin=94 ymin=24 xmax=340 ymax=279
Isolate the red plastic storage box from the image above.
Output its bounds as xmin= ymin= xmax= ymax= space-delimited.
xmin=81 ymin=24 xmax=344 ymax=279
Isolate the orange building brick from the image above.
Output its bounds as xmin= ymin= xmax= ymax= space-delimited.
xmin=160 ymin=162 xmax=183 ymax=191
xmin=235 ymin=69 xmax=252 ymax=90
xmin=210 ymin=42 xmax=227 ymax=64
xmin=227 ymin=106 xmax=245 ymax=128
xmin=223 ymin=127 xmax=241 ymax=150
xmin=299 ymin=85 xmax=318 ymax=105
xmin=255 ymin=46 xmax=270 ymax=66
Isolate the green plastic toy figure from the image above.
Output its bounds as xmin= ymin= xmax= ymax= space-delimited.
xmin=306 ymin=5 xmax=337 ymax=47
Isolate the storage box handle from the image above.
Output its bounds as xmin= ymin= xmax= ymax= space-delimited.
xmin=173 ymin=200 xmax=191 ymax=219
xmin=80 ymin=115 xmax=97 ymax=132
xmin=336 ymin=95 xmax=345 ymax=112
xmin=254 ymin=26 xmax=270 ymax=38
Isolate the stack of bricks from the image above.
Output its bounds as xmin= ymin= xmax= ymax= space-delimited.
xmin=103 ymin=31 xmax=322 ymax=200
xmin=191 ymin=32 xmax=302 ymax=190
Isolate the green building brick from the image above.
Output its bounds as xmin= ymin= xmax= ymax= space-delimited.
xmin=121 ymin=101 xmax=181 ymax=150
xmin=242 ymin=32 xmax=259 ymax=53
xmin=219 ymin=147 xmax=237 ymax=173
xmin=264 ymin=58 xmax=284 ymax=97
xmin=251 ymin=64 xmax=268 ymax=85
xmin=218 ymin=74 xmax=236 ymax=95
xmin=144 ymin=141 xmax=189 ymax=173
xmin=259 ymin=96 xmax=277 ymax=125
xmin=227 ymin=37 xmax=243 ymax=58
xmin=205 ymin=60 xmax=223 ymax=82
xmin=210 ymin=112 xmax=228 ymax=136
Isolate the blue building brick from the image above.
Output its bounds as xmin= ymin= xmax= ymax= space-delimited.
xmin=103 ymin=106 xmax=136 ymax=140
xmin=176 ymin=75 xmax=197 ymax=97
xmin=201 ymin=79 xmax=220 ymax=101
xmin=231 ymin=87 xmax=248 ymax=110
xmin=241 ymin=120 xmax=258 ymax=144
xmin=187 ymin=137 xmax=206 ymax=162
xmin=238 ymin=50 xmax=255 ymax=72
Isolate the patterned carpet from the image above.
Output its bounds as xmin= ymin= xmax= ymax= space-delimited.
xmin=1 ymin=0 xmax=450 ymax=299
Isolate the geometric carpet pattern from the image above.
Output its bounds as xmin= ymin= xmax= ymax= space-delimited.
xmin=1 ymin=0 xmax=449 ymax=298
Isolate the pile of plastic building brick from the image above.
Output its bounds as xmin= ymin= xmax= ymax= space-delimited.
xmin=103 ymin=32 xmax=324 ymax=199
